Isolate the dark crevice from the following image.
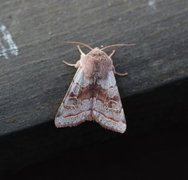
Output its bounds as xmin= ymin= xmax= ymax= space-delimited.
xmin=0 ymin=77 xmax=188 ymax=179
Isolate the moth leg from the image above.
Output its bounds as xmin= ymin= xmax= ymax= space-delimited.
xmin=114 ymin=70 xmax=128 ymax=76
xmin=63 ymin=60 xmax=80 ymax=68
xmin=77 ymin=45 xmax=85 ymax=56
xmin=109 ymin=50 xmax=116 ymax=58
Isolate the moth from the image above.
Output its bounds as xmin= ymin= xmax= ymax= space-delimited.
xmin=55 ymin=41 xmax=133 ymax=133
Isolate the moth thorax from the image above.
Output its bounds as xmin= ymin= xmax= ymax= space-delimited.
xmin=83 ymin=51 xmax=112 ymax=79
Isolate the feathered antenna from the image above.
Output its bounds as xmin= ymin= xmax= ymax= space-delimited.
xmin=101 ymin=43 xmax=135 ymax=51
xmin=64 ymin=41 xmax=93 ymax=50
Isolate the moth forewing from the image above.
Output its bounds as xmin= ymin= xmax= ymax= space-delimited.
xmin=55 ymin=68 xmax=93 ymax=127
xmin=93 ymin=70 xmax=126 ymax=133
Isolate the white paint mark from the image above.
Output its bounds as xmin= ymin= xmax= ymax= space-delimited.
xmin=0 ymin=23 xmax=18 ymax=59
xmin=0 ymin=42 xmax=8 ymax=59
xmin=148 ymin=0 xmax=156 ymax=10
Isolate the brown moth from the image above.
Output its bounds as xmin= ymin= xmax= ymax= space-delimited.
xmin=55 ymin=41 xmax=133 ymax=133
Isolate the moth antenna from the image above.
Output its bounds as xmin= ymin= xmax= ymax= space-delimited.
xmin=101 ymin=44 xmax=135 ymax=51
xmin=64 ymin=41 xmax=93 ymax=50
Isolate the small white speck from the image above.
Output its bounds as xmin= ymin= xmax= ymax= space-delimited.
xmin=148 ymin=0 xmax=156 ymax=10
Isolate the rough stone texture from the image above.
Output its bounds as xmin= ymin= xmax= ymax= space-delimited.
xmin=0 ymin=0 xmax=187 ymax=135
xmin=0 ymin=0 xmax=188 ymax=177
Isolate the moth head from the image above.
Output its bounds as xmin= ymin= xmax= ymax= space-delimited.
xmin=88 ymin=48 xmax=107 ymax=59
xmin=64 ymin=41 xmax=135 ymax=57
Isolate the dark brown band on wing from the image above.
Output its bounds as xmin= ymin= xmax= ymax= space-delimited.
xmin=75 ymin=84 xmax=120 ymax=103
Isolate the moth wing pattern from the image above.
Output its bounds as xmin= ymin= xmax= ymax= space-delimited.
xmin=55 ymin=67 xmax=93 ymax=127
xmin=93 ymin=70 xmax=126 ymax=133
